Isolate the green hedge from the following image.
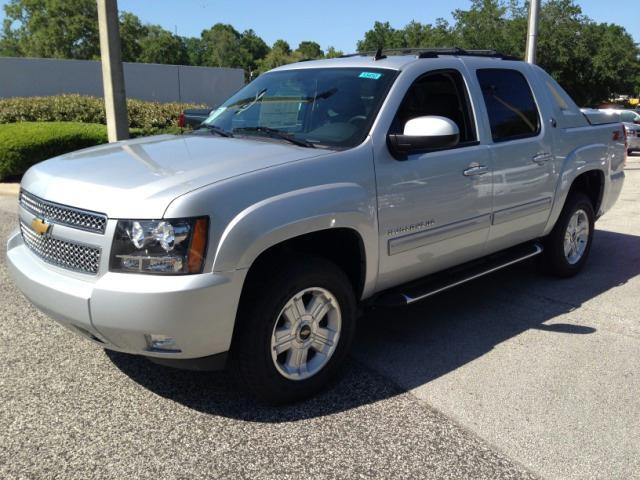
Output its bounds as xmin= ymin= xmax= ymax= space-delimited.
xmin=0 ymin=122 xmax=183 ymax=180
xmin=0 ymin=95 xmax=205 ymax=129
xmin=0 ymin=122 xmax=108 ymax=179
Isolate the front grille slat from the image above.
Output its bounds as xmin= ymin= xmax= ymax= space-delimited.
xmin=19 ymin=190 xmax=107 ymax=234
xmin=20 ymin=221 xmax=101 ymax=275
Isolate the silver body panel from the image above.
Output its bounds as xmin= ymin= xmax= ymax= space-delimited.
xmin=7 ymin=55 xmax=625 ymax=359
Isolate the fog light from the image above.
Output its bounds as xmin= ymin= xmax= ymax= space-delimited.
xmin=145 ymin=334 xmax=181 ymax=353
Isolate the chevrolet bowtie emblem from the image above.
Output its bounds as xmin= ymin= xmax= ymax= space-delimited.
xmin=31 ymin=217 xmax=51 ymax=236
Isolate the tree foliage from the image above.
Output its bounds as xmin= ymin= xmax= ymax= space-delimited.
xmin=1 ymin=0 xmax=100 ymax=59
xmin=0 ymin=0 xmax=638 ymax=103
xmin=357 ymin=0 xmax=640 ymax=105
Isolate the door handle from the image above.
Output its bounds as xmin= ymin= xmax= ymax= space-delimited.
xmin=463 ymin=163 xmax=489 ymax=176
xmin=532 ymin=153 xmax=552 ymax=165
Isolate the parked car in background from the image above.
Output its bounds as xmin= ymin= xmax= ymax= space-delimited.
xmin=598 ymin=108 xmax=640 ymax=154
xmin=624 ymin=122 xmax=640 ymax=154
xmin=178 ymin=107 xmax=214 ymax=128
xmin=7 ymin=49 xmax=626 ymax=403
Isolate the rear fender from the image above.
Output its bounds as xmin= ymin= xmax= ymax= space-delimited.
xmin=543 ymin=143 xmax=607 ymax=235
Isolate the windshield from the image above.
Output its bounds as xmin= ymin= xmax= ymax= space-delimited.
xmin=202 ymin=68 xmax=396 ymax=149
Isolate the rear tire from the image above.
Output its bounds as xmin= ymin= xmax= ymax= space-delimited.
xmin=543 ymin=192 xmax=595 ymax=278
xmin=232 ymin=256 xmax=356 ymax=404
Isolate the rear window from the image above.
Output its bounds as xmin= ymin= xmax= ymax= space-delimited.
xmin=477 ymin=69 xmax=541 ymax=142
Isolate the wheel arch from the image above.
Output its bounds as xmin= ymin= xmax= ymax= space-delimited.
xmin=212 ymin=182 xmax=379 ymax=300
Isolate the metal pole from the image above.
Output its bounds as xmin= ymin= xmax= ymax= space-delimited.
xmin=97 ymin=0 xmax=129 ymax=142
xmin=525 ymin=0 xmax=541 ymax=64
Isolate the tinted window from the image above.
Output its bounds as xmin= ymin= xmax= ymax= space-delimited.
xmin=393 ymin=70 xmax=477 ymax=144
xmin=477 ymin=69 xmax=541 ymax=142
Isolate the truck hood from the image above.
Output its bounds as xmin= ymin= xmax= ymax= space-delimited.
xmin=21 ymin=134 xmax=330 ymax=218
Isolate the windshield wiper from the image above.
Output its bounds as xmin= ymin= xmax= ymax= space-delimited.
xmin=195 ymin=124 xmax=234 ymax=137
xmin=233 ymin=127 xmax=315 ymax=148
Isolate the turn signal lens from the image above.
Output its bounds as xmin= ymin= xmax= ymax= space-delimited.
xmin=188 ymin=217 xmax=208 ymax=274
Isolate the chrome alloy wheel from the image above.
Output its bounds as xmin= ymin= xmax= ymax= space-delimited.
xmin=270 ymin=287 xmax=342 ymax=381
xmin=564 ymin=209 xmax=590 ymax=265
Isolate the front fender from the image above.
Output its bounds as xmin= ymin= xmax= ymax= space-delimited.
xmin=213 ymin=183 xmax=378 ymax=298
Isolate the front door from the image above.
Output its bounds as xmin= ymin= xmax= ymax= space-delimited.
xmin=374 ymin=68 xmax=493 ymax=291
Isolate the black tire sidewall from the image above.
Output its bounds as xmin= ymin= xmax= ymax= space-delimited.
xmin=545 ymin=192 xmax=595 ymax=277
xmin=233 ymin=257 xmax=356 ymax=403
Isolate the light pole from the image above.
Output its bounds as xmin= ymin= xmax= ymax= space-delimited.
xmin=525 ymin=0 xmax=541 ymax=64
xmin=97 ymin=0 xmax=129 ymax=141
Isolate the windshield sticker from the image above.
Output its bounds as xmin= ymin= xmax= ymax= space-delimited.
xmin=359 ymin=72 xmax=383 ymax=80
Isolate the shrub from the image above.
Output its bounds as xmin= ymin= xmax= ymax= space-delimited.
xmin=0 ymin=122 xmax=185 ymax=180
xmin=0 ymin=95 xmax=205 ymax=130
xmin=0 ymin=122 xmax=110 ymax=179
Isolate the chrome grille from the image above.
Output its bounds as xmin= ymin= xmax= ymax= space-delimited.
xmin=19 ymin=190 xmax=107 ymax=234
xmin=20 ymin=221 xmax=101 ymax=274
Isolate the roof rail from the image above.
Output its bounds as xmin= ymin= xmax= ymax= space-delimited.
xmin=340 ymin=47 xmax=520 ymax=61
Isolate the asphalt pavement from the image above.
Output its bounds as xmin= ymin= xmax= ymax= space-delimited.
xmin=1 ymin=154 xmax=639 ymax=479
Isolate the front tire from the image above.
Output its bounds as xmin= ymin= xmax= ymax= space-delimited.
xmin=232 ymin=256 xmax=356 ymax=404
xmin=543 ymin=192 xmax=595 ymax=278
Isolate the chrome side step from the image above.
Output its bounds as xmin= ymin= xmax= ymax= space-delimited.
xmin=376 ymin=243 xmax=543 ymax=307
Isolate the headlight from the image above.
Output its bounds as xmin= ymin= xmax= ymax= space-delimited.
xmin=109 ymin=217 xmax=208 ymax=274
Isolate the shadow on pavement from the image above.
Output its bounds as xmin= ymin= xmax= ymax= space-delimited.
xmin=107 ymin=229 xmax=640 ymax=422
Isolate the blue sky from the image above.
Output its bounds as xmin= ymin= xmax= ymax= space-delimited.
xmin=1 ymin=0 xmax=638 ymax=53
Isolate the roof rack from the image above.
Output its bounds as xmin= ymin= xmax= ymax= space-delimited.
xmin=340 ymin=47 xmax=520 ymax=61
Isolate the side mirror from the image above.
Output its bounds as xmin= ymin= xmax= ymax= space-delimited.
xmin=388 ymin=116 xmax=460 ymax=159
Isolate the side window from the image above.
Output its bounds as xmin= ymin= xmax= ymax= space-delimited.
xmin=393 ymin=70 xmax=477 ymax=144
xmin=477 ymin=69 xmax=541 ymax=142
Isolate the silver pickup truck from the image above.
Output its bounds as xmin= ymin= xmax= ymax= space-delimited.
xmin=7 ymin=49 xmax=626 ymax=403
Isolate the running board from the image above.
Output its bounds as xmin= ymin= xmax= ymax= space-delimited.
xmin=375 ymin=242 xmax=543 ymax=307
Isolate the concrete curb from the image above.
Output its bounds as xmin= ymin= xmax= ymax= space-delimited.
xmin=0 ymin=184 xmax=19 ymax=196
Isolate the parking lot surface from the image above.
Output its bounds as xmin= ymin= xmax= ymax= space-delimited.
xmin=1 ymin=154 xmax=639 ymax=479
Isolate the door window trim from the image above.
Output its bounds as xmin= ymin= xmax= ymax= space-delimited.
xmin=389 ymin=68 xmax=481 ymax=154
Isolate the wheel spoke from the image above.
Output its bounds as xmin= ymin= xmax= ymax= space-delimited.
xmin=293 ymin=295 xmax=307 ymax=318
xmin=272 ymin=328 xmax=295 ymax=355
xmin=286 ymin=347 xmax=307 ymax=373
xmin=307 ymin=294 xmax=331 ymax=323
xmin=282 ymin=304 xmax=298 ymax=325
xmin=311 ymin=327 xmax=335 ymax=355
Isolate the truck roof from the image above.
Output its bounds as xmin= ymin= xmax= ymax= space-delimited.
xmin=272 ymin=49 xmax=522 ymax=72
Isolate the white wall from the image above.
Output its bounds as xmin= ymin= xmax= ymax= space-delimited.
xmin=0 ymin=57 xmax=244 ymax=106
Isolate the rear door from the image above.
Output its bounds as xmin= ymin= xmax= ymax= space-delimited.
xmin=472 ymin=67 xmax=557 ymax=252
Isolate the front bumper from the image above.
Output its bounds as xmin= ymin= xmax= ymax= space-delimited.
xmin=6 ymin=229 xmax=246 ymax=361
xmin=628 ymin=135 xmax=640 ymax=151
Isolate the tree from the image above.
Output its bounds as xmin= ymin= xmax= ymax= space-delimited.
xmin=201 ymin=23 xmax=248 ymax=68
xmin=239 ymin=29 xmax=270 ymax=74
xmin=357 ymin=21 xmax=406 ymax=51
xmin=297 ymin=41 xmax=323 ymax=59
xmin=325 ymin=46 xmax=344 ymax=58
xmin=119 ymin=12 xmax=146 ymax=62
xmin=183 ymin=36 xmax=205 ymax=66
xmin=258 ymin=39 xmax=299 ymax=72
xmin=137 ymin=25 xmax=187 ymax=65
xmin=356 ymin=0 xmax=640 ymax=104
xmin=451 ymin=0 xmax=525 ymax=54
xmin=0 ymin=0 xmax=100 ymax=59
